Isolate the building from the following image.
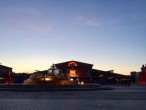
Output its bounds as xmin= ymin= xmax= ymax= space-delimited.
xmin=92 ymin=69 xmax=128 ymax=85
xmin=28 ymin=60 xmax=128 ymax=85
xmin=0 ymin=64 xmax=13 ymax=83
xmin=138 ymin=64 xmax=146 ymax=85
xmin=0 ymin=64 xmax=12 ymax=76
xmin=55 ymin=61 xmax=93 ymax=82
xmin=55 ymin=61 xmax=126 ymax=84
xmin=130 ymin=71 xmax=139 ymax=83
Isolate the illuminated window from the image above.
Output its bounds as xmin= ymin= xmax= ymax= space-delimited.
xmin=69 ymin=70 xmax=77 ymax=77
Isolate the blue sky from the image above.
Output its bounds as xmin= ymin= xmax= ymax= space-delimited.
xmin=0 ymin=0 xmax=146 ymax=74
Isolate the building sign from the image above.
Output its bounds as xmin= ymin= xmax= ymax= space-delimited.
xmin=68 ymin=62 xmax=78 ymax=77
xmin=68 ymin=62 xmax=78 ymax=67
xmin=69 ymin=70 xmax=77 ymax=77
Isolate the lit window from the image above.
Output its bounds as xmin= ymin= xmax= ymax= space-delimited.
xmin=69 ymin=70 xmax=77 ymax=77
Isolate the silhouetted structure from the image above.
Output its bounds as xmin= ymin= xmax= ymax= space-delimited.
xmin=0 ymin=61 xmax=130 ymax=85
xmin=130 ymin=71 xmax=138 ymax=83
xmin=32 ymin=60 xmax=128 ymax=85
xmin=26 ymin=61 xmax=130 ymax=84
xmin=138 ymin=64 xmax=146 ymax=85
xmin=0 ymin=64 xmax=31 ymax=84
xmin=0 ymin=64 xmax=13 ymax=83
xmin=13 ymin=73 xmax=31 ymax=83
xmin=24 ymin=64 xmax=78 ymax=85
xmin=55 ymin=61 xmax=93 ymax=83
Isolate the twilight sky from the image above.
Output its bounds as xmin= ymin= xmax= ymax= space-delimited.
xmin=0 ymin=0 xmax=146 ymax=75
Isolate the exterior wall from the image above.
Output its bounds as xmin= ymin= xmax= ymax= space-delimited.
xmin=138 ymin=65 xmax=146 ymax=85
xmin=78 ymin=69 xmax=92 ymax=77
xmin=55 ymin=61 xmax=126 ymax=84
xmin=0 ymin=66 xmax=12 ymax=73
xmin=0 ymin=65 xmax=13 ymax=83
xmin=130 ymin=71 xmax=139 ymax=83
xmin=92 ymin=69 xmax=127 ymax=84
xmin=0 ymin=65 xmax=12 ymax=77
xmin=141 ymin=64 xmax=146 ymax=72
xmin=138 ymin=72 xmax=146 ymax=85
xmin=55 ymin=61 xmax=93 ymax=78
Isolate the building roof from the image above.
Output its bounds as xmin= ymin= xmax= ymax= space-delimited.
xmin=55 ymin=60 xmax=93 ymax=69
xmin=0 ymin=64 xmax=12 ymax=69
xmin=92 ymin=69 xmax=125 ymax=77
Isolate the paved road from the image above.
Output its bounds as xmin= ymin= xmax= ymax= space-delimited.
xmin=0 ymin=99 xmax=146 ymax=110
xmin=0 ymin=85 xmax=146 ymax=110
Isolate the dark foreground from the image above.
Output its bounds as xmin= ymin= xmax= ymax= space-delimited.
xmin=0 ymin=84 xmax=146 ymax=110
xmin=0 ymin=84 xmax=112 ymax=91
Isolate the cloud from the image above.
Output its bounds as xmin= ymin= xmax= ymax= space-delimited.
xmin=23 ymin=21 xmax=52 ymax=36
xmin=75 ymin=16 xmax=101 ymax=27
xmin=0 ymin=7 xmax=52 ymax=37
